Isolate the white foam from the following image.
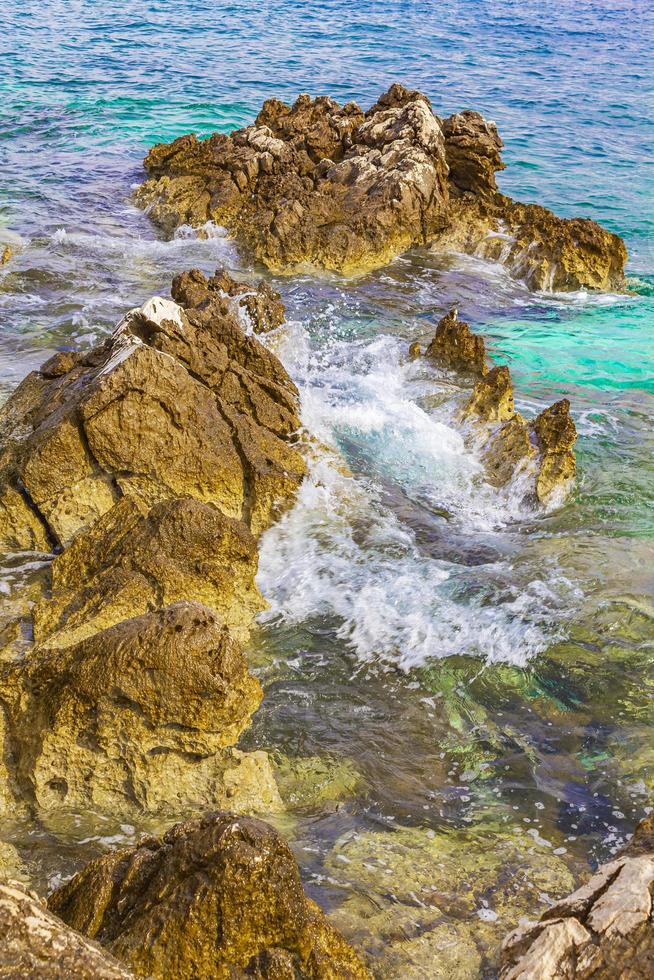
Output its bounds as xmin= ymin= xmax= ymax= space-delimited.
xmin=257 ymin=318 xmax=574 ymax=669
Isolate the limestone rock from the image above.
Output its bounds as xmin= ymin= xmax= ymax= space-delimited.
xmin=0 ymin=270 xmax=304 ymax=550
xmin=480 ymin=413 xmax=537 ymax=488
xmin=32 ymin=495 xmax=265 ymax=647
xmin=531 ymin=399 xmax=577 ymax=505
xmin=0 ymin=879 xmax=135 ymax=979
xmin=136 ymin=85 xmax=626 ymax=290
xmin=49 ymin=811 xmax=372 ymax=979
xmin=0 ymin=602 xmax=272 ymax=814
xmin=425 ymin=308 xmax=487 ymax=375
xmin=464 ymin=364 xmax=514 ymax=421
xmin=500 ymin=812 xmax=654 ymax=979
xmin=1 ymin=245 xmax=12 ymax=265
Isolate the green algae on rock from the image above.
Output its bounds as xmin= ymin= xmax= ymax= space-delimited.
xmin=326 ymin=822 xmax=576 ymax=977
xmin=136 ymin=84 xmax=626 ymax=290
xmin=49 ymin=811 xmax=372 ymax=980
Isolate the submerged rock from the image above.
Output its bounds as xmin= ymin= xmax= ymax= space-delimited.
xmin=500 ymin=812 xmax=654 ymax=979
xmin=49 ymin=811 xmax=372 ymax=979
xmin=136 ymin=84 xmax=626 ymax=290
xmin=326 ymin=822 xmax=575 ymax=978
xmin=0 ymin=880 xmax=136 ymax=979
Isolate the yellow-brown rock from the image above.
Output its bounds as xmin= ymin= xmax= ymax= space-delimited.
xmin=136 ymin=85 xmax=627 ymax=291
xmin=531 ymin=399 xmax=577 ymax=505
xmin=425 ymin=308 xmax=488 ymax=375
xmin=0 ymin=602 xmax=275 ymax=814
xmin=49 ymin=811 xmax=372 ymax=980
xmin=464 ymin=364 xmax=514 ymax=421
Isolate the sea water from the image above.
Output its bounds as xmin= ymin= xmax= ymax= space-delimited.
xmin=1 ymin=1 xmax=653 ymax=974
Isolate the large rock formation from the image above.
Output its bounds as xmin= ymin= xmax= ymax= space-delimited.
xmin=136 ymin=84 xmax=627 ymax=290
xmin=0 ymin=880 xmax=136 ymax=979
xmin=500 ymin=813 xmax=654 ymax=979
xmin=49 ymin=811 xmax=372 ymax=980
xmin=421 ymin=309 xmax=577 ymax=506
xmin=0 ymin=269 xmax=304 ymax=817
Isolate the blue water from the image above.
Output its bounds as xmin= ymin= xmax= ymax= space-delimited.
xmin=1 ymin=2 xmax=654 ymax=974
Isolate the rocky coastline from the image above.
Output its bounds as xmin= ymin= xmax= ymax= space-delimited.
xmin=0 ymin=86 xmax=649 ymax=980
xmin=136 ymin=84 xmax=627 ymax=291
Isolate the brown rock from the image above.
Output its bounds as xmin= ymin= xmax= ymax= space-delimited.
xmin=1 ymin=245 xmax=12 ymax=265
xmin=0 ymin=879 xmax=136 ymax=979
xmin=479 ymin=413 xmax=537 ymax=488
xmin=425 ymin=308 xmax=488 ymax=375
xmin=49 ymin=811 xmax=372 ymax=980
xmin=464 ymin=364 xmax=514 ymax=421
xmin=136 ymin=86 xmax=626 ymax=290
xmin=0 ymin=602 xmax=277 ymax=814
xmin=0 ymin=273 xmax=304 ymax=549
xmin=33 ymin=495 xmax=265 ymax=647
xmin=500 ymin=812 xmax=654 ymax=979
xmin=531 ymin=399 xmax=577 ymax=504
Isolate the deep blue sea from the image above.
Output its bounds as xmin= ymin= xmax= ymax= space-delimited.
xmin=1 ymin=2 xmax=653 ymax=975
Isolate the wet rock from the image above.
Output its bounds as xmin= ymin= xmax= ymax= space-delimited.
xmin=1 ymin=245 xmax=12 ymax=265
xmin=425 ymin=308 xmax=488 ymax=375
xmin=136 ymin=86 xmax=626 ymax=290
xmin=480 ymin=413 xmax=537 ymax=488
xmin=326 ymin=822 xmax=575 ymax=978
xmin=0 ymin=879 xmax=136 ymax=978
xmin=0 ymin=601 xmax=281 ymax=815
xmin=49 ymin=811 xmax=372 ymax=979
xmin=464 ymin=364 xmax=514 ymax=422
xmin=273 ymin=752 xmax=364 ymax=810
xmin=500 ymin=812 xmax=654 ymax=979
xmin=532 ymin=399 xmax=577 ymax=504
xmin=0 ymin=271 xmax=304 ymax=549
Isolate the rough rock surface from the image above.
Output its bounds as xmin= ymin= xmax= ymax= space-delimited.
xmin=500 ymin=813 xmax=654 ymax=979
xmin=0 ymin=269 xmax=304 ymax=818
xmin=0 ymin=880 xmax=136 ymax=979
xmin=50 ymin=811 xmax=372 ymax=980
xmin=421 ymin=310 xmax=578 ymax=506
xmin=426 ymin=308 xmax=487 ymax=375
xmin=136 ymin=84 xmax=627 ymax=290
xmin=0 ymin=601 xmax=284 ymax=814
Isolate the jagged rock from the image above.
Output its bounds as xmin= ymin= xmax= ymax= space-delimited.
xmin=0 ymin=880 xmax=136 ymax=978
xmin=0 ymin=271 xmax=304 ymax=550
xmin=136 ymin=85 xmax=626 ymax=290
xmin=32 ymin=495 xmax=265 ymax=647
xmin=49 ymin=811 xmax=372 ymax=980
xmin=480 ymin=413 xmax=537 ymax=488
xmin=0 ymin=601 xmax=283 ymax=815
xmin=464 ymin=364 xmax=514 ymax=421
xmin=425 ymin=308 xmax=488 ymax=375
xmin=500 ymin=813 xmax=654 ymax=979
xmin=1 ymin=245 xmax=12 ymax=265
xmin=532 ymin=399 xmax=577 ymax=504
xmin=210 ymin=269 xmax=286 ymax=333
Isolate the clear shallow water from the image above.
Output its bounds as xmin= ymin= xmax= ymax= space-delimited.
xmin=1 ymin=1 xmax=653 ymax=975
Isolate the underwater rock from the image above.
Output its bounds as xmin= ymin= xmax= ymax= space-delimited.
xmin=425 ymin=308 xmax=488 ymax=375
xmin=136 ymin=85 xmax=626 ymax=290
xmin=0 ymin=601 xmax=281 ymax=815
xmin=500 ymin=812 xmax=654 ymax=979
xmin=326 ymin=822 xmax=575 ymax=977
xmin=49 ymin=811 xmax=372 ymax=979
xmin=273 ymin=752 xmax=364 ymax=810
xmin=0 ymin=880 xmax=136 ymax=978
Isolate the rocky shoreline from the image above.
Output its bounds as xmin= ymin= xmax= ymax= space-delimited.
xmin=136 ymin=84 xmax=627 ymax=291
xmin=0 ymin=86 xmax=649 ymax=979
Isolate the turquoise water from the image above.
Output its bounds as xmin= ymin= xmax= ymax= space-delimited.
xmin=1 ymin=1 xmax=653 ymax=975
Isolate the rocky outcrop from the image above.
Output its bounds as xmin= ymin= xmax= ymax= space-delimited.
xmin=0 ymin=269 xmax=305 ymax=818
xmin=0 ymin=880 xmax=136 ymax=979
xmin=420 ymin=309 xmax=577 ymax=506
xmin=136 ymin=84 xmax=626 ymax=290
xmin=500 ymin=813 xmax=654 ymax=979
xmin=49 ymin=811 xmax=372 ymax=980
